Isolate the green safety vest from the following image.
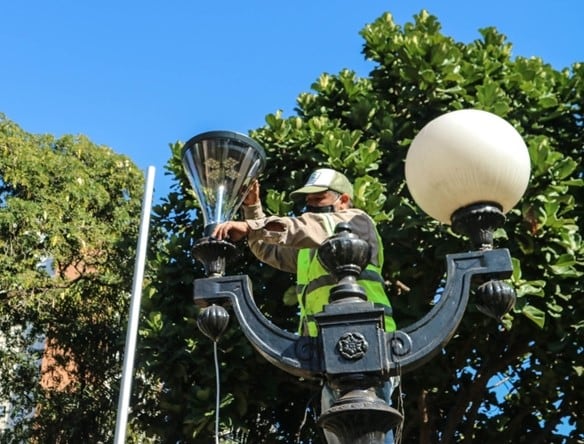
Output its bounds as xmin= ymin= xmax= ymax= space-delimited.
xmin=296 ymin=214 xmax=396 ymax=337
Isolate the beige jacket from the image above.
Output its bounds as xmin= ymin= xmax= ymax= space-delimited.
xmin=242 ymin=202 xmax=382 ymax=273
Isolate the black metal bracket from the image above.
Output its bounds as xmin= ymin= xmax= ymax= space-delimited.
xmin=387 ymin=248 xmax=513 ymax=374
xmin=193 ymin=247 xmax=513 ymax=379
xmin=194 ymin=275 xmax=322 ymax=378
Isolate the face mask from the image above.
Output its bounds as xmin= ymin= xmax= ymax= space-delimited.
xmin=304 ymin=204 xmax=335 ymax=213
xmin=303 ymin=194 xmax=341 ymax=214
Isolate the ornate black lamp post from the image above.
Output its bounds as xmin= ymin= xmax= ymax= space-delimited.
xmin=183 ymin=109 xmax=531 ymax=443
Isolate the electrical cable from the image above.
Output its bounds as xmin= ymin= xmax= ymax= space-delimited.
xmin=394 ymin=363 xmax=405 ymax=444
xmin=295 ymin=390 xmax=319 ymax=443
xmin=214 ymin=341 xmax=221 ymax=444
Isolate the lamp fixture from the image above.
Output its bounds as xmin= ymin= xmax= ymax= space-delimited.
xmin=184 ymin=110 xmax=531 ymax=442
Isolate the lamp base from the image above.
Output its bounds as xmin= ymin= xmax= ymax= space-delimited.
xmin=451 ymin=203 xmax=505 ymax=250
xmin=192 ymin=236 xmax=235 ymax=277
xmin=318 ymin=387 xmax=403 ymax=443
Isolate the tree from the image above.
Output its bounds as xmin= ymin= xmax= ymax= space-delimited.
xmin=0 ymin=114 xmax=146 ymax=442
xmin=138 ymin=10 xmax=583 ymax=443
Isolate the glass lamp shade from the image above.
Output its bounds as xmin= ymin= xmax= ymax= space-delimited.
xmin=405 ymin=109 xmax=531 ymax=224
xmin=182 ymin=131 xmax=266 ymax=236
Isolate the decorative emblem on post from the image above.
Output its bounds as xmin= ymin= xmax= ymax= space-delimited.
xmin=338 ymin=332 xmax=369 ymax=360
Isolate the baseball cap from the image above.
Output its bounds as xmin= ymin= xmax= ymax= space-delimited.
xmin=290 ymin=168 xmax=354 ymax=199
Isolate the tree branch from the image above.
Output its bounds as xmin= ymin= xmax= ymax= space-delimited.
xmin=442 ymin=330 xmax=531 ymax=443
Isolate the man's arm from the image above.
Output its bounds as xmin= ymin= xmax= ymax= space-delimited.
xmin=211 ymin=181 xmax=299 ymax=273
xmin=250 ymin=209 xmax=381 ymax=267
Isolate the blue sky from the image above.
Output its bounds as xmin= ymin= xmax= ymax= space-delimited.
xmin=2 ymin=1 xmax=582 ymax=196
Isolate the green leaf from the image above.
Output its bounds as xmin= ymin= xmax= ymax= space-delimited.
xmin=537 ymin=93 xmax=559 ymax=109
xmin=522 ymin=304 xmax=546 ymax=328
xmin=552 ymin=157 xmax=578 ymax=180
xmin=282 ymin=285 xmax=297 ymax=306
xmin=550 ymin=254 xmax=583 ymax=277
xmin=516 ymin=280 xmax=546 ymax=298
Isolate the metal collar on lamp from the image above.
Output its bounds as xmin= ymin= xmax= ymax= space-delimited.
xmin=182 ymin=130 xmax=266 ymax=276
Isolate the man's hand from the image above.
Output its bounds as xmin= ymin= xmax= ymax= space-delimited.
xmin=212 ymin=221 xmax=250 ymax=242
xmin=243 ymin=180 xmax=260 ymax=206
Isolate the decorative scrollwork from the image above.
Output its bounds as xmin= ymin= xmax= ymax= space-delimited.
xmin=389 ymin=331 xmax=412 ymax=357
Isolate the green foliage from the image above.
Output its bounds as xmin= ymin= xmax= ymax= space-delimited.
xmin=0 ymin=115 xmax=145 ymax=442
xmin=138 ymin=9 xmax=583 ymax=444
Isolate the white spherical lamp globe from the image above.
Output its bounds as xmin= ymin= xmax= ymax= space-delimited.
xmin=405 ymin=109 xmax=531 ymax=224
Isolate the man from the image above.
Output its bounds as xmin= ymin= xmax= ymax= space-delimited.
xmin=212 ymin=168 xmax=396 ymax=443
xmin=212 ymin=168 xmax=395 ymax=335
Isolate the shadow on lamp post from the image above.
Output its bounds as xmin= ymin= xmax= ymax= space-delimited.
xmin=183 ymin=110 xmax=531 ymax=443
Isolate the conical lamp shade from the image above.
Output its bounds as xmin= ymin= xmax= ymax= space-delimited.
xmin=182 ymin=131 xmax=266 ymax=236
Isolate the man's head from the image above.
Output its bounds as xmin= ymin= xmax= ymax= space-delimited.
xmin=290 ymin=168 xmax=353 ymax=212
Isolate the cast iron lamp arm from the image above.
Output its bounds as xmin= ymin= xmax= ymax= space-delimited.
xmin=194 ymin=274 xmax=323 ymax=379
xmin=194 ymin=233 xmax=516 ymax=381
xmin=386 ymin=247 xmax=514 ymax=375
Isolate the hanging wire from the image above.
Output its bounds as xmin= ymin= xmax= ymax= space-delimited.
xmin=214 ymin=340 xmax=221 ymax=444
xmin=394 ymin=363 xmax=405 ymax=444
xmin=295 ymin=391 xmax=319 ymax=443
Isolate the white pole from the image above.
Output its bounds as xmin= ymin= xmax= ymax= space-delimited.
xmin=114 ymin=166 xmax=155 ymax=444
